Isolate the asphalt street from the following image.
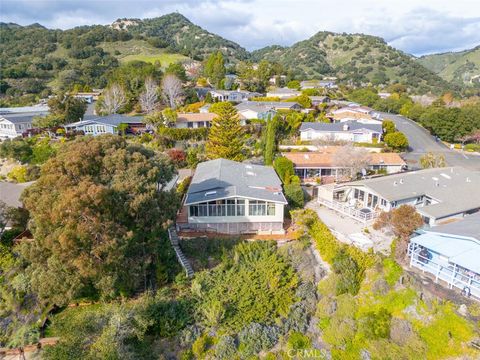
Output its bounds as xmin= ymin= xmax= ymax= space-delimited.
xmin=379 ymin=112 xmax=480 ymax=171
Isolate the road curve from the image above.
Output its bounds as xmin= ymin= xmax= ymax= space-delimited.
xmin=379 ymin=112 xmax=480 ymax=171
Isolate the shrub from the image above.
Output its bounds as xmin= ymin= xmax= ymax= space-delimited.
xmin=383 ymin=258 xmax=403 ymax=286
xmin=358 ymin=308 xmax=392 ymax=339
xmin=7 ymin=165 xmax=27 ymax=183
xmin=384 ymin=131 xmax=409 ymax=150
xmin=157 ymin=127 xmax=208 ymax=141
xmin=167 ymin=148 xmax=187 ymax=167
xmin=284 ymin=184 xmax=304 ymax=209
xmin=273 ymin=156 xmax=294 ymax=183
xmin=176 ymin=176 xmax=192 ymax=197
xmin=287 ymin=332 xmax=311 ymax=351
xmin=214 ymin=335 xmax=237 ymax=359
xmin=238 ymin=322 xmax=280 ymax=357
xmin=332 ymin=250 xmax=361 ymax=295
xmin=191 ymin=334 xmax=213 ymax=358
xmin=283 ymin=303 xmax=309 ymax=333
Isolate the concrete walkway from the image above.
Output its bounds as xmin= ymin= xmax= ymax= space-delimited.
xmin=306 ymin=201 xmax=393 ymax=255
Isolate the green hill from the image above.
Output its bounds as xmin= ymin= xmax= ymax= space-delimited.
xmin=417 ymin=46 xmax=480 ymax=85
xmin=252 ymin=31 xmax=451 ymax=94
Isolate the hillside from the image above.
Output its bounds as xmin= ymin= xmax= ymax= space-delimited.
xmin=417 ymin=46 xmax=480 ymax=85
xmin=252 ymin=32 xmax=451 ymax=94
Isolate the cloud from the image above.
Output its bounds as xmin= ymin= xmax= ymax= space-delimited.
xmin=0 ymin=0 xmax=479 ymax=55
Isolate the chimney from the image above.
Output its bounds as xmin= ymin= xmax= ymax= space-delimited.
xmin=343 ymin=124 xmax=349 ymax=131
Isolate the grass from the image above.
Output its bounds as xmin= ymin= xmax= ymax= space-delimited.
xmin=100 ymin=39 xmax=188 ymax=66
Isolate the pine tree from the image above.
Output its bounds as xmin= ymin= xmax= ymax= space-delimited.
xmin=206 ymin=102 xmax=244 ymax=161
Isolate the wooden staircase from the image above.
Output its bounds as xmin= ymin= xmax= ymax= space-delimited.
xmin=168 ymin=227 xmax=194 ymax=278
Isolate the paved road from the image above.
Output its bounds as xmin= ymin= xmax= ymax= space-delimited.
xmin=379 ymin=112 xmax=480 ymax=170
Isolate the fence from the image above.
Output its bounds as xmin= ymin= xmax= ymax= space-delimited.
xmin=318 ymin=198 xmax=379 ymax=223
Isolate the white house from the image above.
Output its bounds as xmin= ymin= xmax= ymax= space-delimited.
xmin=209 ymin=90 xmax=261 ymax=102
xmin=65 ymin=114 xmax=144 ymax=136
xmin=317 ymin=167 xmax=480 ymax=225
xmin=235 ymin=103 xmax=277 ymax=120
xmin=177 ymin=158 xmax=287 ymax=234
xmin=266 ymin=87 xmax=301 ymax=99
xmin=0 ymin=106 xmax=49 ymax=139
xmin=408 ymin=213 xmax=480 ymax=301
xmin=299 ymin=121 xmax=382 ymax=143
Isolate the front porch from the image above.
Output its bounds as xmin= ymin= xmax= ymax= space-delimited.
xmin=317 ymin=197 xmax=379 ymax=223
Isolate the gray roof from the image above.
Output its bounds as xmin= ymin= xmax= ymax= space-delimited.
xmin=0 ymin=181 xmax=34 ymax=207
xmin=0 ymin=113 xmax=45 ymax=124
xmin=67 ymin=114 xmax=143 ymax=127
xmin=426 ymin=213 xmax=480 ymax=241
xmin=300 ymin=121 xmax=382 ymax=133
xmin=338 ymin=167 xmax=480 ymax=220
xmin=185 ymin=158 xmax=287 ymax=205
xmin=235 ymin=102 xmax=276 ymax=113
xmin=237 ymin=101 xmax=301 ymax=109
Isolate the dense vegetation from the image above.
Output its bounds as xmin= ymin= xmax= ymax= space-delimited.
xmin=252 ymin=32 xmax=452 ymax=94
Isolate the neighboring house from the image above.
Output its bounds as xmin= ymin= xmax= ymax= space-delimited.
xmin=408 ymin=213 xmax=480 ymax=301
xmin=235 ymin=102 xmax=277 ymax=120
xmin=240 ymin=101 xmax=302 ymax=111
xmin=266 ymin=87 xmax=301 ymax=99
xmin=318 ymin=80 xmax=337 ymax=89
xmin=176 ymin=158 xmax=287 ymax=234
xmin=209 ymin=90 xmax=262 ymax=102
xmin=65 ymin=114 xmax=144 ymax=136
xmin=175 ymin=113 xmax=216 ymax=128
xmin=299 ymin=121 xmax=382 ymax=143
xmin=328 ymin=108 xmax=382 ymax=125
xmin=378 ymin=92 xmax=391 ymax=99
xmin=317 ymin=167 xmax=480 ymax=225
xmin=0 ymin=106 xmax=49 ymax=139
xmin=309 ymin=96 xmax=330 ymax=106
xmin=284 ymin=149 xmax=406 ymax=183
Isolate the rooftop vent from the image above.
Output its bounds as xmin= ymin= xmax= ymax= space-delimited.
xmin=304 ymin=154 xmax=310 ymax=159
xmin=246 ymin=171 xmax=256 ymax=176
xmin=432 ymin=177 xmax=439 ymax=181
xmin=245 ymin=165 xmax=253 ymax=169
xmin=467 ymin=177 xmax=471 ymax=183
xmin=393 ymin=181 xmax=398 ymax=186
xmin=440 ymin=173 xmax=451 ymax=179
xmin=343 ymin=124 xmax=350 ymax=131
xmin=205 ymin=191 xmax=217 ymax=196
xmin=399 ymin=179 xmax=404 ymax=184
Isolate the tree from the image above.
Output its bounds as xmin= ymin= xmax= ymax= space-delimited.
xmin=333 ymin=144 xmax=371 ymax=179
xmin=32 ymin=114 xmax=65 ymax=129
xmin=161 ymin=74 xmax=183 ymax=109
xmin=100 ymin=83 xmax=127 ymax=114
xmin=139 ymin=77 xmax=159 ymax=114
xmin=264 ymin=116 xmax=279 ymax=165
xmin=19 ymin=136 xmax=177 ymax=306
xmin=206 ymin=103 xmax=244 ymax=161
xmin=373 ymin=205 xmax=423 ymax=261
xmin=419 ymin=152 xmax=446 ymax=169
xmin=117 ymin=123 xmax=128 ymax=136
xmin=284 ymin=184 xmax=304 ymax=208
xmin=162 ymin=107 xmax=177 ymax=126
xmin=287 ymin=80 xmax=301 ymax=90
xmin=273 ymin=157 xmax=294 ymax=183
xmin=165 ymin=62 xmax=187 ymax=82
xmin=384 ymin=131 xmax=409 ymax=150
xmin=290 ymin=94 xmax=312 ymax=108
xmin=204 ymin=52 xmax=225 ymax=88
xmin=47 ymin=93 xmax=87 ymax=123
xmin=382 ymin=120 xmax=396 ymax=134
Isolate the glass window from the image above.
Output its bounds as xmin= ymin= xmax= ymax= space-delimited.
xmin=227 ymin=199 xmax=236 ymax=216
xmin=237 ymin=199 xmax=245 ymax=216
xmin=267 ymin=203 xmax=275 ymax=216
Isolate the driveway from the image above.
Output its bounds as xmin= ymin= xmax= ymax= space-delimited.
xmin=379 ymin=112 xmax=480 ymax=170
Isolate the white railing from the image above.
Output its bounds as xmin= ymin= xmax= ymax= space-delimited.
xmin=408 ymin=244 xmax=480 ymax=301
xmin=318 ymin=198 xmax=379 ymax=223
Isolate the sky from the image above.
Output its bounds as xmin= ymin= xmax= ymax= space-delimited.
xmin=1 ymin=0 xmax=480 ymax=56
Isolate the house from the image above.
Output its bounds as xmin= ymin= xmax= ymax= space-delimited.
xmin=176 ymin=158 xmax=287 ymax=234
xmin=378 ymin=92 xmax=391 ymax=99
xmin=309 ymin=96 xmax=330 ymax=106
xmin=266 ymin=87 xmax=301 ymax=99
xmin=284 ymin=149 xmax=406 ymax=183
xmin=318 ymin=80 xmax=337 ymax=89
xmin=0 ymin=106 xmax=49 ymax=139
xmin=240 ymin=101 xmax=302 ymax=111
xmin=175 ymin=113 xmax=216 ymax=128
xmin=235 ymin=102 xmax=277 ymax=120
xmin=65 ymin=114 xmax=144 ymax=136
xmin=209 ymin=90 xmax=262 ymax=102
xmin=299 ymin=121 xmax=382 ymax=143
xmin=317 ymin=167 xmax=480 ymax=224
xmin=328 ymin=107 xmax=382 ymax=125
xmin=408 ymin=213 xmax=480 ymax=301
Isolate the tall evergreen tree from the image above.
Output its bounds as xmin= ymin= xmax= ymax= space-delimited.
xmin=263 ymin=115 xmax=278 ymax=165
xmin=204 ymin=51 xmax=226 ymax=88
xmin=206 ymin=103 xmax=244 ymax=161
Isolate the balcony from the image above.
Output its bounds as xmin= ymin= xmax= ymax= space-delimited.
xmin=317 ymin=198 xmax=379 ymax=223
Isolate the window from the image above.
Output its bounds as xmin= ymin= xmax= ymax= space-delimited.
xmin=236 ymin=199 xmax=245 ymax=216
xmin=227 ymin=199 xmax=236 ymax=216
xmin=267 ymin=203 xmax=276 ymax=216
xmin=248 ymin=200 xmax=276 ymax=216
xmin=187 ymin=122 xmax=194 ymax=128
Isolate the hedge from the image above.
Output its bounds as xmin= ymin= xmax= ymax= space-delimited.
xmin=157 ymin=127 xmax=208 ymax=141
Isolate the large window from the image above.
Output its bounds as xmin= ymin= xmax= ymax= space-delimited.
xmin=189 ymin=198 xmax=275 ymax=217
xmin=248 ymin=200 xmax=276 ymax=216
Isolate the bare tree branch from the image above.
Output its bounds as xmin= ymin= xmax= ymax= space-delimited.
xmin=139 ymin=77 xmax=159 ymax=114
xmin=333 ymin=144 xmax=371 ymax=178
xmin=100 ymin=84 xmax=127 ymax=115
xmin=161 ymin=74 xmax=183 ymax=109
